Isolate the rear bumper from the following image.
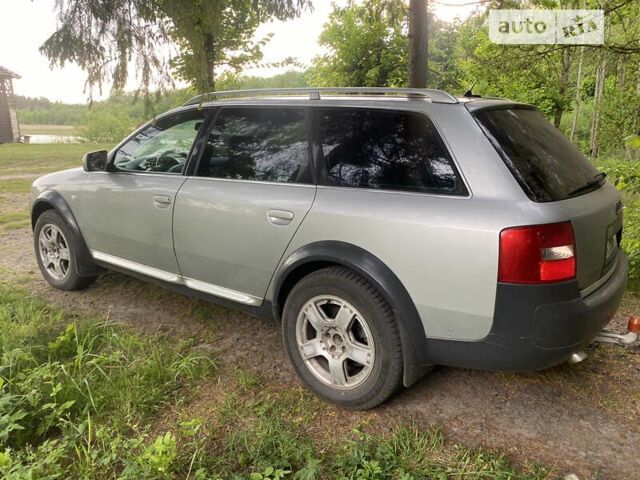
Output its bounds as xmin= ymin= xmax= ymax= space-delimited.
xmin=427 ymin=251 xmax=628 ymax=371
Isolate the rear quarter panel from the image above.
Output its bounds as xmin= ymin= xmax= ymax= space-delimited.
xmin=269 ymin=102 xmax=570 ymax=341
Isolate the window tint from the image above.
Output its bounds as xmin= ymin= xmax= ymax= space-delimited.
xmin=196 ymin=108 xmax=311 ymax=184
xmin=474 ymin=108 xmax=601 ymax=202
xmin=114 ymin=109 xmax=205 ymax=174
xmin=317 ymin=108 xmax=466 ymax=195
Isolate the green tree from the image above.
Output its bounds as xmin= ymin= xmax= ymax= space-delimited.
xmin=307 ymin=1 xmax=408 ymax=88
xmin=40 ymin=0 xmax=312 ymax=101
xmin=308 ymin=1 xmax=458 ymax=91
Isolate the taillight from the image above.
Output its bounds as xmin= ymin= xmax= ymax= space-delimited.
xmin=499 ymin=222 xmax=576 ymax=284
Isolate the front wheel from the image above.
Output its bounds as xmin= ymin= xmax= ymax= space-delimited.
xmin=282 ymin=267 xmax=403 ymax=409
xmin=34 ymin=210 xmax=96 ymax=291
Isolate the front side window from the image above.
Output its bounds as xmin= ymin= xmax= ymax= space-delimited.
xmin=196 ymin=108 xmax=311 ymax=184
xmin=113 ymin=109 xmax=205 ymax=174
xmin=316 ymin=108 xmax=467 ymax=195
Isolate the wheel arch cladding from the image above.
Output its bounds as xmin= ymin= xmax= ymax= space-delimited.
xmin=272 ymin=241 xmax=432 ymax=387
xmin=31 ymin=190 xmax=100 ymax=277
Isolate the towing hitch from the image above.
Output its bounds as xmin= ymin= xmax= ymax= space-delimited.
xmin=594 ymin=316 xmax=640 ymax=347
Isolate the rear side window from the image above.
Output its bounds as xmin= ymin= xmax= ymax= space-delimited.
xmin=196 ymin=107 xmax=311 ymax=184
xmin=474 ymin=108 xmax=601 ymax=202
xmin=316 ymin=108 xmax=467 ymax=195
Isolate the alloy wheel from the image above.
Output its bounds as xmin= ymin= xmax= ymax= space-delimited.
xmin=38 ymin=224 xmax=70 ymax=281
xmin=295 ymin=295 xmax=375 ymax=390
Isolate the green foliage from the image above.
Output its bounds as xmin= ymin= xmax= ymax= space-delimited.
xmin=625 ymin=135 xmax=640 ymax=151
xmin=307 ymin=2 xmax=463 ymax=92
xmin=168 ymin=1 xmax=310 ymax=93
xmin=0 ymin=284 xmax=213 ymax=478
xmin=621 ymin=198 xmax=640 ymax=290
xmin=250 ymin=466 xmax=291 ymax=480
xmin=600 ymin=160 xmax=640 ymax=194
xmin=18 ymin=89 xmax=191 ymax=130
xmin=327 ymin=424 xmax=551 ymax=479
xmin=77 ymin=110 xmax=134 ymax=143
xmin=216 ymin=70 xmax=308 ymax=91
xmin=16 ymin=95 xmax=86 ymax=125
xmin=307 ymin=1 xmax=408 ymax=88
xmin=41 ymin=0 xmax=312 ymax=101
xmin=595 ymin=157 xmax=640 ymax=289
xmin=457 ymin=13 xmax=568 ymax=120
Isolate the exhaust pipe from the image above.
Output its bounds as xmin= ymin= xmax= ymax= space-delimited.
xmin=568 ymin=351 xmax=587 ymax=364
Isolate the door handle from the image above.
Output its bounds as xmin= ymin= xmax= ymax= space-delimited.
xmin=267 ymin=209 xmax=294 ymax=226
xmin=153 ymin=195 xmax=172 ymax=208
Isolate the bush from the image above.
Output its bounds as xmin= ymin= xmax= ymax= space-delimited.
xmin=76 ymin=110 xmax=134 ymax=143
xmin=596 ymin=157 xmax=640 ymax=289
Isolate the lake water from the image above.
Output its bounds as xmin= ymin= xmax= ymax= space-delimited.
xmin=24 ymin=134 xmax=83 ymax=144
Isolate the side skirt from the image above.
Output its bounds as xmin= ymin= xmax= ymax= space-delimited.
xmin=91 ymin=255 xmax=274 ymax=320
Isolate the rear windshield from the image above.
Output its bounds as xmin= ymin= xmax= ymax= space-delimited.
xmin=473 ymin=108 xmax=601 ymax=202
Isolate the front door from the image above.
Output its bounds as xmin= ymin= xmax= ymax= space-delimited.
xmin=173 ymin=106 xmax=316 ymax=305
xmin=76 ymin=108 xmax=207 ymax=276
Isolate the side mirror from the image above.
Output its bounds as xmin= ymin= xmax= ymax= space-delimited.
xmin=82 ymin=150 xmax=108 ymax=172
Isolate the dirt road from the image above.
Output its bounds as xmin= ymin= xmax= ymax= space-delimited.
xmin=1 ymin=205 xmax=639 ymax=479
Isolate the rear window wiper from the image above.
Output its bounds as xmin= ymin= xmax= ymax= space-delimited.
xmin=568 ymin=172 xmax=606 ymax=196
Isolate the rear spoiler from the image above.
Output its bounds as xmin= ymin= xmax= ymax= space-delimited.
xmin=464 ymin=99 xmax=537 ymax=113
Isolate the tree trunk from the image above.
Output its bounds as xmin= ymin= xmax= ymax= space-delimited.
xmin=554 ymin=47 xmax=573 ymax=128
xmin=590 ymin=16 xmax=610 ymax=158
xmin=634 ymin=0 xmax=640 ymax=135
xmin=203 ymin=33 xmax=215 ymax=93
xmin=590 ymin=59 xmax=607 ymax=157
xmin=569 ymin=0 xmax=585 ymax=142
xmin=570 ymin=44 xmax=584 ymax=141
xmin=408 ymin=0 xmax=428 ymax=88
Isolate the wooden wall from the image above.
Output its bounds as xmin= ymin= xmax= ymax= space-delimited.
xmin=0 ymin=78 xmax=19 ymax=143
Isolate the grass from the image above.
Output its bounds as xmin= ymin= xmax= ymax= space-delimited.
xmin=0 ymin=143 xmax=114 ymax=175
xmin=0 ymin=212 xmax=28 ymax=223
xmin=0 ymin=194 xmax=29 ymax=233
xmin=0 ymin=284 xmax=214 ymax=479
xmin=0 ymin=178 xmax=34 ymax=194
xmin=0 ymin=284 xmax=555 ymax=479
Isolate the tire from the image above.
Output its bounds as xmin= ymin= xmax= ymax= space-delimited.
xmin=282 ymin=266 xmax=403 ymax=409
xmin=33 ymin=209 xmax=96 ymax=291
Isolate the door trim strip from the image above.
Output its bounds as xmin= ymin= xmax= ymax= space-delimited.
xmin=183 ymin=277 xmax=262 ymax=306
xmin=91 ymin=250 xmax=181 ymax=283
xmin=90 ymin=250 xmax=263 ymax=306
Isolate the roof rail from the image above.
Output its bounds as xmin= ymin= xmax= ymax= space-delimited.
xmin=183 ymin=87 xmax=458 ymax=106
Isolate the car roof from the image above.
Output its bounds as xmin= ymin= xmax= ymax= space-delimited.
xmin=183 ymin=87 xmax=459 ymax=106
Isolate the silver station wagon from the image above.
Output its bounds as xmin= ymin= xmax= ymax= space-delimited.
xmin=30 ymin=87 xmax=628 ymax=409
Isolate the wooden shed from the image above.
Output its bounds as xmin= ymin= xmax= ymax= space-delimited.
xmin=0 ymin=66 xmax=20 ymax=143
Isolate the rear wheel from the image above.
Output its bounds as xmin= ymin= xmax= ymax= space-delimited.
xmin=34 ymin=210 xmax=96 ymax=291
xmin=282 ymin=267 xmax=403 ymax=409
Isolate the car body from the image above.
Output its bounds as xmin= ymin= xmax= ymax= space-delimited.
xmin=30 ymin=87 xmax=628 ymax=409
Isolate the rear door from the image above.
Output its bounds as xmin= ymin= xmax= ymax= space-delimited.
xmin=173 ymin=106 xmax=316 ymax=305
xmin=473 ymin=106 xmax=623 ymax=290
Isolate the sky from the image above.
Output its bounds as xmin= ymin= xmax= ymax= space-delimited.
xmin=0 ymin=0 xmax=479 ymax=104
